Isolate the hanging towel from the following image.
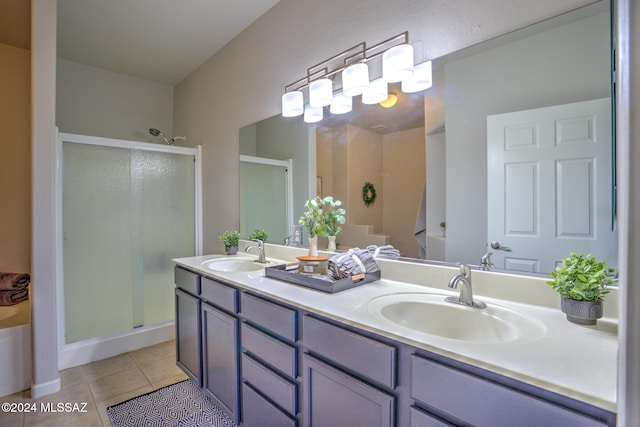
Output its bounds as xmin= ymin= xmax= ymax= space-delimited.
xmin=328 ymin=248 xmax=379 ymax=280
xmin=365 ymin=245 xmax=401 ymax=260
xmin=0 ymin=288 xmax=28 ymax=306
xmin=0 ymin=272 xmax=30 ymax=291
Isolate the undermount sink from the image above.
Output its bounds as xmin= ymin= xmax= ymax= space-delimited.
xmin=202 ymin=257 xmax=278 ymax=272
xmin=368 ymin=293 xmax=546 ymax=344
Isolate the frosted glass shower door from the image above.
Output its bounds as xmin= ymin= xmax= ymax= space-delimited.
xmin=240 ymin=157 xmax=291 ymax=244
xmin=62 ymin=141 xmax=195 ymax=344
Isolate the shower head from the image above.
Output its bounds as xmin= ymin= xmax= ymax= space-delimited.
xmin=148 ymin=128 xmax=174 ymax=145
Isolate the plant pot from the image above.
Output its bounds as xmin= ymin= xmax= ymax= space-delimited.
xmin=327 ymin=236 xmax=337 ymax=251
xmin=308 ymin=237 xmax=318 ymax=257
xmin=224 ymin=245 xmax=238 ymax=255
xmin=560 ymin=297 xmax=603 ymax=325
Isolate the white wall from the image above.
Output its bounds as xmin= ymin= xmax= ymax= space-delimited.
xmin=443 ymin=10 xmax=610 ymax=265
xmin=174 ymin=0 xmax=593 ymax=254
xmin=56 ymin=59 xmax=173 ymax=142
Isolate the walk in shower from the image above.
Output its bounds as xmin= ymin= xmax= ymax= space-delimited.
xmin=57 ymin=133 xmax=201 ymax=368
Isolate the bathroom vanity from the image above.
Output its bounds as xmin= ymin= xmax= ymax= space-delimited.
xmin=173 ymin=246 xmax=617 ymax=426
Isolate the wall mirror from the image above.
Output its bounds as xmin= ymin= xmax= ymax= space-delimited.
xmin=239 ymin=0 xmax=617 ymax=277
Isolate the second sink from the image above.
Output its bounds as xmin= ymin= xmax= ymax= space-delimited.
xmin=368 ymin=293 xmax=546 ymax=344
xmin=202 ymin=256 xmax=279 ymax=273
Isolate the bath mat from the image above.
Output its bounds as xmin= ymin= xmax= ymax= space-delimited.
xmin=107 ymin=379 xmax=236 ymax=427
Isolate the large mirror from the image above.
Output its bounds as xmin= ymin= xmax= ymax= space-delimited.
xmin=239 ymin=0 xmax=617 ymax=276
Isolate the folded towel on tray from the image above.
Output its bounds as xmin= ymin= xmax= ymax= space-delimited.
xmin=328 ymin=248 xmax=379 ymax=280
xmin=0 ymin=288 xmax=28 ymax=306
xmin=0 ymin=272 xmax=30 ymax=291
xmin=365 ymin=245 xmax=401 ymax=260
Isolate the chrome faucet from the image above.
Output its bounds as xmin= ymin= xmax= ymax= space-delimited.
xmin=245 ymin=239 xmax=266 ymax=263
xmin=480 ymin=252 xmax=494 ymax=270
xmin=445 ymin=264 xmax=486 ymax=309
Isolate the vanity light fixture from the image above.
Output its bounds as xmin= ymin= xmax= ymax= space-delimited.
xmin=362 ymin=78 xmax=389 ymax=105
xmin=282 ymin=31 xmax=431 ymax=122
xmin=401 ymin=60 xmax=433 ymax=93
xmin=282 ymin=91 xmax=304 ymax=117
xmin=382 ymin=44 xmax=414 ymax=82
xmin=309 ymin=78 xmax=333 ymax=107
xmin=342 ymin=63 xmax=370 ymax=97
xmin=330 ymin=92 xmax=353 ymax=114
xmin=304 ymin=105 xmax=323 ymax=123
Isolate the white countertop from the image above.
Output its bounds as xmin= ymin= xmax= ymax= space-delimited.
xmin=173 ymin=246 xmax=618 ymax=413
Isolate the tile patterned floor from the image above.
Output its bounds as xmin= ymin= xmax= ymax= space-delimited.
xmin=0 ymin=340 xmax=188 ymax=427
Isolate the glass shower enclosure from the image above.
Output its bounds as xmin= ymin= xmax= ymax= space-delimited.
xmin=58 ymin=133 xmax=201 ymax=345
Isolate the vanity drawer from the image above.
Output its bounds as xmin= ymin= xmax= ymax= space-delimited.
xmin=174 ymin=266 xmax=200 ymax=296
xmin=240 ymin=293 xmax=297 ymax=342
xmin=411 ymin=355 xmax=608 ymax=427
xmin=302 ymin=315 xmax=396 ymax=389
xmin=242 ymin=323 xmax=297 ymax=378
xmin=410 ymin=406 xmax=455 ymax=427
xmin=242 ymin=382 xmax=298 ymax=427
xmin=242 ymin=353 xmax=298 ymax=415
xmin=201 ymin=277 xmax=237 ymax=313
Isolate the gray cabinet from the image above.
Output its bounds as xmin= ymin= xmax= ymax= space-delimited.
xmin=303 ymin=354 xmax=395 ymax=427
xmin=201 ymin=302 xmax=239 ymax=423
xmin=174 ymin=265 xmax=615 ymax=427
xmin=411 ymin=354 xmax=610 ymax=427
xmin=240 ymin=293 xmax=300 ymax=426
xmin=174 ymin=267 xmax=201 ymax=386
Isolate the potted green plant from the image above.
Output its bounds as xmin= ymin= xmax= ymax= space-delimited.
xmin=218 ymin=230 xmax=241 ymax=255
xmin=248 ymin=229 xmax=270 ymax=242
xmin=439 ymin=221 xmax=446 ymax=238
xmin=547 ymin=252 xmax=617 ymax=325
xmin=322 ymin=196 xmax=346 ymax=251
xmin=299 ymin=196 xmax=327 ymax=256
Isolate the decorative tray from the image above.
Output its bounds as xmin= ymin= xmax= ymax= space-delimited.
xmin=264 ymin=264 xmax=381 ymax=294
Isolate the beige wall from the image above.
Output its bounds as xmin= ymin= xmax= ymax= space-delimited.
xmin=382 ymin=127 xmax=426 ymax=258
xmin=174 ymin=0 xmax=593 ymax=254
xmin=56 ymin=59 xmax=174 ymax=142
xmin=0 ymin=42 xmax=30 ymax=273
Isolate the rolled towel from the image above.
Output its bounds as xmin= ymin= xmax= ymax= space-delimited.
xmin=366 ymin=245 xmax=401 ymax=260
xmin=0 ymin=289 xmax=28 ymax=306
xmin=328 ymin=248 xmax=379 ymax=280
xmin=0 ymin=272 xmax=30 ymax=291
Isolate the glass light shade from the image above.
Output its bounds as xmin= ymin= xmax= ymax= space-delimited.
xmin=342 ymin=63 xmax=369 ymax=96
xmin=362 ymin=78 xmax=388 ymax=105
xmin=382 ymin=44 xmax=414 ymax=83
xmin=401 ymin=60 xmax=433 ymax=93
xmin=329 ymin=92 xmax=352 ymax=114
xmin=309 ymin=78 xmax=333 ymax=108
xmin=281 ymin=91 xmax=304 ymax=117
xmin=303 ymin=105 xmax=323 ymax=123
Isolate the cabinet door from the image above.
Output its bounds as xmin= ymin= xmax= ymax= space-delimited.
xmin=202 ymin=302 xmax=239 ymax=423
xmin=303 ymin=354 xmax=395 ymax=427
xmin=175 ymin=288 xmax=201 ymax=386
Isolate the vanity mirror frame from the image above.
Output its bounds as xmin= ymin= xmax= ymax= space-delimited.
xmin=239 ymin=0 xmax=617 ymax=280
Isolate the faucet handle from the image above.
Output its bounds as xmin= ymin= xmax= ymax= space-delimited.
xmin=458 ymin=263 xmax=470 ymax=276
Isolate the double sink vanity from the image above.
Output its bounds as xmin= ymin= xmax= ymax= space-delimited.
xmin=173 ymin=242 xmax=617 ymax=426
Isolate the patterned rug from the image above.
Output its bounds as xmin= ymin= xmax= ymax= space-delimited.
xmin=108 ymin=379 xmax=236 ymax=427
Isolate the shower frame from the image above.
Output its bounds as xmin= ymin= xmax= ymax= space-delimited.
xmin=54 ymin=131 xmax=202 ymax=368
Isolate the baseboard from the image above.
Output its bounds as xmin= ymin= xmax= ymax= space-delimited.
xmin=31 ymin=377 xmax=61 ymax=399
xmin=58 ymin=321 xmax=175 ymax=370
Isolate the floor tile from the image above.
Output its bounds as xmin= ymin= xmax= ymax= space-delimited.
xmin=81 ymin=354 xmax=137 ymax=382
xmin=128 ymin=341 xmax=175 ymax=365
xmin=138 ymin=355 xmax=184 ymax=384
xmin=96 ymin=384 xmax=154 ymax=427
xmin=88 ymin=367 xmax=151 ymax=402
xmin=151 ymin=371 xmax=189 ymax=389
